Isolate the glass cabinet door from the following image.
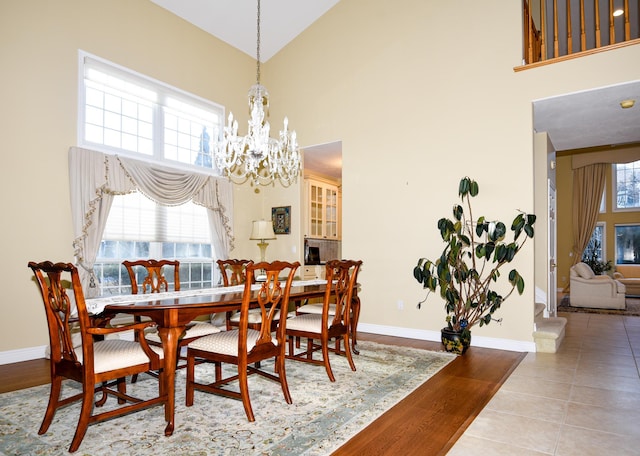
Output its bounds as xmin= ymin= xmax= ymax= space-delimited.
xmin=309 ymin=182 xmax=323 ymax=237
xmin=325 ymin=187 xmax=338 ymax=238
xmin=306 ymin=179 xmax=339 ymax=240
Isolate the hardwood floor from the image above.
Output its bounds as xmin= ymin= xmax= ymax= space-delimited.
xmin=0 ymin=357 xmax=49 ymax=394
xmin=336 ymin=333 xmax=525 ymax=456
xmin=0 ymin=333 xmax=524 ymax=455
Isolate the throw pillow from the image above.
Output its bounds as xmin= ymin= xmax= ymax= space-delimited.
xmin=574 ymin=262 xmax=595 ymax=279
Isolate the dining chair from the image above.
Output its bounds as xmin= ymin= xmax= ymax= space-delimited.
xmin=28 ymin=261 xmax=167 ymax=453
xmin=123 ymin=259 xmax=220 ymax=378
xmin=294 ymin=260 xmax=363 ymax=354
xmin=186 ymin=260 xmax=300 ymax=422
xmin=286 ymin=259 xmax=362 ymax=382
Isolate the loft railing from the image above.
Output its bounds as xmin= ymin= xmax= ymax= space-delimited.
xmin=523 ymin=0 xmax=640 ymax=66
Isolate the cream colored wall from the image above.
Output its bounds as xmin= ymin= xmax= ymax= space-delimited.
xmin=230 ymin=184 xmax=303 ymax=265
xmin=2 ymin=0 xmax=640 ymax=355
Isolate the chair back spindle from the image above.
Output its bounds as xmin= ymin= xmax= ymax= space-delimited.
xmin=324 ymin=259 xmax=362 ymax=334
xmin=30 ymin=262 xmax=85 ymax=367
xmin=242 ymin=261 xmax=297 ymax=354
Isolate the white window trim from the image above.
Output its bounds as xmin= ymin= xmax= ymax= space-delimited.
xmin=77 ymin=50 xmax=225 ymax=175
xmin=612 ymin=162 xmax=640 ymax=213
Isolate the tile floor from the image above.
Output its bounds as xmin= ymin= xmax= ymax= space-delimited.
xmin=448 ymin=310 xmax=640 ymax=455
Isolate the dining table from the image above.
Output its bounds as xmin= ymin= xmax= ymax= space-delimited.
xmin=85 ymin=279 xmax=360 ymax=436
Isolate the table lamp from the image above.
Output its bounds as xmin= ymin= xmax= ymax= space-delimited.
xmin=250 ymin=220 xmax=276 ymax=262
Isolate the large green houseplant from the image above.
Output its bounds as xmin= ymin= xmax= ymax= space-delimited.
xmin=412 ymin=177 xmax=536 ymax=354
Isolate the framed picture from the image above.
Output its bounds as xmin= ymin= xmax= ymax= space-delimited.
xmin=271 ymin=206 xmax=291 ymax=235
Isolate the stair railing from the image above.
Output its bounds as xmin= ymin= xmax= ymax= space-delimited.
xmin=522 ymin=0 xmax=639 ymax=66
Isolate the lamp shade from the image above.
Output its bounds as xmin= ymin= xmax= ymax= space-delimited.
xmin=250 ymin=220 xmax=276 ymax=240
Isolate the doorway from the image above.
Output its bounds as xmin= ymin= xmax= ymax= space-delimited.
xmin=533 ymin=80 xmax=640 ymax=305
xmin=302 ymin=141 xmax=343 ymax=263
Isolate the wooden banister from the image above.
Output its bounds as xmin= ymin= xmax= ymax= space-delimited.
xmin=522 ymin=0 xmax=639 ymax=65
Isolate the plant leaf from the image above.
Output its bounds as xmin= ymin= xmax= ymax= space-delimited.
xmin=469 ymin=180 xmax=479 ymax=196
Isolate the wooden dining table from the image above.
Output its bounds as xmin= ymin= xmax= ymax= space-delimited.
xmin=86 ymin=280 xmax=360 ymax=436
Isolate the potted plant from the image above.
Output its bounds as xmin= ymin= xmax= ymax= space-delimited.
xmin=412 ymin=177 xmax=536 ymax=354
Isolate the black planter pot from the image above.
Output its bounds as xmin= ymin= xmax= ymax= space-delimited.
xmin=441 ymin=328 xmax=471 ymax=354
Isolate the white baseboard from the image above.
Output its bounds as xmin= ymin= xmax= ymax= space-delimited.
xmin=358 ymin=323 xmax=536 ymax=352
xmin=0 ymin=324 xmax=535 ymax=365
xmin=0 ymin=345 xmax=47 ymax=365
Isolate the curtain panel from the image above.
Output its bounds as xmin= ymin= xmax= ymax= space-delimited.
xmin=571 ymin=163 xmax=607 ymax=265
xmin=69 ymin=146 xmax=234 ymax=296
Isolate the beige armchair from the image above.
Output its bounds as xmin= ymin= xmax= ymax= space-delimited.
xmin=569 ymin=262 xmax=626 ymax=310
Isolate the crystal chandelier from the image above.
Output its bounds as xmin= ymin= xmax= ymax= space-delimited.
xmin=214 ymin=0 xmax=301 ymax=187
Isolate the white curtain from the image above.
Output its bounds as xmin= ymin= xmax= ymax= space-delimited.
xmin=69 ymin=147 xmax=234 ymax=296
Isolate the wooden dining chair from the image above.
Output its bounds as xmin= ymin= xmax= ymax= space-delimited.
xmin=294 ymin=259 xmax=363 ymax=354
xmin=123 ymin=259 xmax=220 ymax=379
xmin=28 ymin=261 xmax=167 ymax=453
xmin=186 ymin=260 xmax=300 ymax=422
xmin=286 ymin=259 xmax=362 ymax=382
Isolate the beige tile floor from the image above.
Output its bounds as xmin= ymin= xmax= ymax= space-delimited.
xmin=448 ymin=310 xmax=640 ymax=456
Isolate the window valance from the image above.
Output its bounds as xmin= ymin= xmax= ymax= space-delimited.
xmin=571 ymin=145 xmax=640 ymax=169
xmin=69 ymin=146 xmax=234 ymax=295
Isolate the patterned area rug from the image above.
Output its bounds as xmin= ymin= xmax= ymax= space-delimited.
xmin=0 ymin=341 xmax=454 ymax=455
xmin=558 ymin=296 xmax=640 ymax=316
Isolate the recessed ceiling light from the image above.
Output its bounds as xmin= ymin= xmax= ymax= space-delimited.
xmin=613 ymin=9 xmax=624 ymax=17
xmin=620 ymin=99 xmax=636 ymax=109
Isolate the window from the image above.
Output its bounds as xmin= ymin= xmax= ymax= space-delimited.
xmin=615 ymin=161 xmax=640 ymax=210
xmin=583 ymin=223 xmax=605 ymax=262
xmin=95 ymin=193 xmax=215 ymax=295
xmin=80 ymin=52 xmax=223 ymax=171
xmin=615 ymin=224 xmax=640 ymax=265
xmin=79 ymin=53 xmax=224 ymax=294
xmin=583 ymin=223 xmax=613 ymax=275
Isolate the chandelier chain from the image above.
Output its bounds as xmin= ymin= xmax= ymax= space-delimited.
xmin=256 ymin=0 xmax=261 ymax=84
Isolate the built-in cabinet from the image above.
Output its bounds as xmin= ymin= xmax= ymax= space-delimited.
xmin=303 ymin=265 xmax=325 ymax=280
xmin=305 ymin=178 xmax=340 ymax=240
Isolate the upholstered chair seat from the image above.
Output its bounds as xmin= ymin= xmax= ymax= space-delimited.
xmin=188 ymin=329 xmax=277 ymax=357
xmin=75 ymin=339 xmax=165 ymax=373
xmin=295 ymin=303 xmax=336 ymax=315
xmin=286 ymin=313 xmax=331 ymax=332
xmin=144 ymin=322 xmax=221 ymax=344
